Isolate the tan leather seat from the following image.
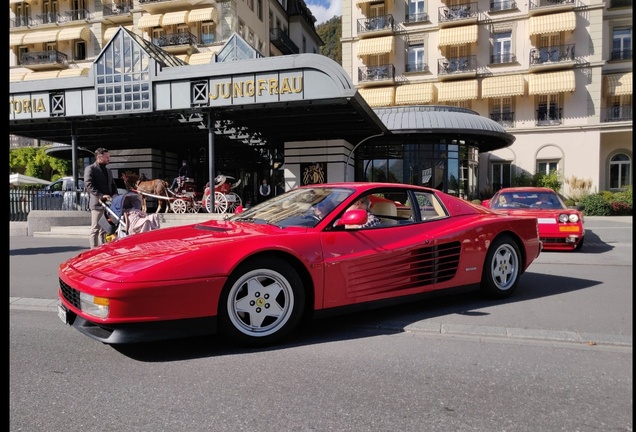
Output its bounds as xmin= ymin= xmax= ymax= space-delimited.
xmin=371 ymin=201 xmax=397 ymax=225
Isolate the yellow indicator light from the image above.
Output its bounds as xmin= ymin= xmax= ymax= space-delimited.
xmin=559 ymin=226 xmax=580 ymax=232
xmin=93 ymin=296 xmax=110 ymax=306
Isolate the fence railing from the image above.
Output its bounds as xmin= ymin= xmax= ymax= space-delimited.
xmin=9 ymin=187 xmax=89 ymax=221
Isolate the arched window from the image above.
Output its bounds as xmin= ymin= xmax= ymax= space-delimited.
xmin=609 ymin=153 xmax=631 ymax=190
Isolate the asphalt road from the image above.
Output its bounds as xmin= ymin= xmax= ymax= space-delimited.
xmin=9 ymin=216 xmax=633 ymax=432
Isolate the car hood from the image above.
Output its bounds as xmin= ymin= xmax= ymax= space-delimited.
xmin=62 ymin=220 xmax=302 ymax=283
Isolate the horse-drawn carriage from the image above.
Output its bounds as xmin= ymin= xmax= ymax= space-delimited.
xmin=121 ymin=172 xmax=241 ymax=214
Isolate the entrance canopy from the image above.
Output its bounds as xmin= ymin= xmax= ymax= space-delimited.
xmin=9 ymin=28 xmax=389 ymax=155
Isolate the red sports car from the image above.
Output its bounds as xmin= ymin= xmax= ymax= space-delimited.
xmin=58 ymin=182 xmax=542 ymax=346
xmin=482 ymin=187 xmax=584 ymax=252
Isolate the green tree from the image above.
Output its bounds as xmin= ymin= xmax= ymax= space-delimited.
xmin=9 ymin=146 xmax=71 ymax=181
xmin=316 ymin=16 xmax=342 ymax=65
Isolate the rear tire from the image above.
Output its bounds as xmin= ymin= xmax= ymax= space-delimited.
xmin=481 ymin=235 xmax=521 ymax=299
xmin=218 ymin=257 xmax=305 ymax=347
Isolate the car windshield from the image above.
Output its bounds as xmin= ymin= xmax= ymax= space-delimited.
xmin=493 ymin=191 xmax=566 ymax=209
xmin=228 ymin=187 xmax=355 ymax=228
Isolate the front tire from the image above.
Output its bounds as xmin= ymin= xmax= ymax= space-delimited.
xmin=481 ymin=235 xmax=522 ymax=298
xmin=218 ymin=257 xmax=305 ymax=347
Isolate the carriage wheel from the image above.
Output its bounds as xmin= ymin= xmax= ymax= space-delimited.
xmin=187 ymin=198 xmax=199 ymax=213
xmin=171 ymin=198 xmax=187 ymax=214
xmin=215 ymin=192 xmax=228 ymax=214
xmin=226 ymin=193 xmax=242 ymax=213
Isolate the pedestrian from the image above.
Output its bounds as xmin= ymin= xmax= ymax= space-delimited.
xmin=170 ymin=160 xmax=194 ymax=192
xmin=84 ymin=147 xmax=118 ymax=248
xmin=259 ymin=178 xmax=271 ymax=202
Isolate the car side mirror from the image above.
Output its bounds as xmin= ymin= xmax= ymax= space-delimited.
xmin=481 ymin=200 xmax=491 ymax=208
xmin=334 ymin=209 xmax=368 ymax=228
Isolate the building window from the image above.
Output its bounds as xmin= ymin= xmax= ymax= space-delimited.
xmin=606 ymin=95 xmax=632 ymax=121
xmin=491 ymin=162 xmax=511 ymax=191
xmin=491 ymin=31 xmax=513 ymax=64
xmin=74 ymin=40 xmax=86 ymax=60
xmin=18 ymin=46 xmax=28 ymax=65
xmin=489 ymin=98 xmax=513 ymax=127
xmin=302 ymin=36 xmax=306 ymax=53
xmin=406 ymin=42 xmax=426 ymax=72
xmin=446 ymin=100 xmax=472 ymax=109
xmin=611 ymin=26 xmax=632 ymax=61
xmin=536 ymin=94 xmax=562 ymax=126
xmin=407 ymin=0 xmax=426 ymax=23
xmin=257 ymin=0 xmax=263 ymax=20
xmin=201 ymin=22 xmax=215 ymax=44
xmin=269 ymin=11 xmax=273 ymax=28
xmin=247 ymin=0 xmax=253 ymax=11
xmin=609 ymin=153 xmax=631 ymax=189
xmin=537 ymin=160 xmax=559 ymax=176
xmin=238 ymin=19 xmax=245 ymax=37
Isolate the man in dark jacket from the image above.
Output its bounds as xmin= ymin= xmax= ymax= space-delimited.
xmin=84 ymin=147 xmax=118 ymax=248
xmin=170 ymin=160 xmax=194 ymax=191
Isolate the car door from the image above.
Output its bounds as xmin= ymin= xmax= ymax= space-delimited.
xmin=319 ymin=188 xmax=436 ymax=309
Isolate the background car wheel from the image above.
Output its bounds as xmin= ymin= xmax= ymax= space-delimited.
xmin=218 ymin=257 xmax=305 ymax=347
xmin=481 ymin=235 xmax=521 ymax=298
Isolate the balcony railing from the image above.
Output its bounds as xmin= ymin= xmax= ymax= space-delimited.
xmin=270 ymin=28 xmax=299 ymax=55
xmin=10 ymin=16 xmax=33 ymax=28
xmin=59 ymin=9 xmax=92 ymax=23
xmin=35 ymin=12 xmax=61 ymax=25
xmin=154 ymin=31 xmax=198 ymax=48
xmin=20 ymin=50 xmax=68 ymax=67
xmin=405 ymin=12 xmax=429 ymax=24
xmin=405 ymin=62 xmax=429 ymax=73
xmin=438 ymin=55 xmax=477 ymax=75
xmin=530 ymin=44 xmax=575 ymax=65
xmin=439 ymin=2 xmax=478 ymax=23
xmin=610 ymin=49 xmax=632 ymax=61
xmin=103 ymin=1 xmax=133 ymax=16
xmin=529 ymin=0 xmax=574 ymax=9
xmin=491 ymin=52 xmax=517 ymax=64
xmin=536 ymin=107 xmax=563 ymax=126
xmin=358 ymin=64 xmax=396 ymax=82
xmin=490 ymin=0 xmax=517 ymax=12
xmin=602 ymin=106 xmax=632 ymax=122
xmin=357 ymin=15 xmax=395 ymax=33
xmin=490 ymin=112 xmax=515 ymax=128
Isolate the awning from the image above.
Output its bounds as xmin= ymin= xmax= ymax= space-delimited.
xmin=23 ymin=29 xmax=60 ymax=44
xmin=528 ymin=70 xmax=575 ymax=95
xmin=481 ymin=75 xmax=525 ymax=98
xmin=604 ymin=72 xmax=632 ymax=96
xmin=438 ymin=25 xmax=478 ymax=47
xmin=138 ymin=14 xmax=163 ymax=29
xmin=22 ymin=70 xmax=62 ymax=81
xmin=162 ymin=10 xmax=189 ymax=26
xmin=58 ymin=68 xmax=90 ymax=78
xmin=437 ymin=80 xmax=478 ymax=102
xmin=356 ymin=0 xmax=376 ymax=5
xmin=10 ymin=33 xmax=25 ymax=46
xmin=529 ymin=12 xmax=576 ymax=36
xmin=57 ymin=26 xmax=91 ymax=42
xmin=10 ymin=72 xmax=28 ymax=82
xmin=395 ymin=83 xmax=434 ymax=105
xmin=187 ymin=7 xmax=219 ymax=24
xmin=188 ymin=52 xmax=216 ymax=65
xmin=357 ymin=36 xmax=394 ymax=56
xmin=359 ymin=87 xmax=395 ymax=107
xmin=103 ymin=26 xmax=133 ymax=43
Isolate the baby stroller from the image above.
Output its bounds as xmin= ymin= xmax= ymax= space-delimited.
xmin=99 ymin=192 xmax=161 ymax=242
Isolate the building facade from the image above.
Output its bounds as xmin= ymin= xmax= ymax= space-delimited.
xmin=341 ymin=0 xmax=632 ymax=196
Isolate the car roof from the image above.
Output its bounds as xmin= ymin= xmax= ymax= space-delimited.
xmin=496 ymin=187 xmax=555 ymax=194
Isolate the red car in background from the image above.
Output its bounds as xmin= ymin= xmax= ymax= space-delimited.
xmin=482 ymin=187 xmax=584 ymax=252
xmin=58 ymin=182 xmax=542 ymax=347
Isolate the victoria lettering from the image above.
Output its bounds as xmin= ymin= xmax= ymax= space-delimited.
xmin=9 ymin=98 xmax=47 ymax=114
xmin=209 ymin=76 xmax=303 ymax=100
